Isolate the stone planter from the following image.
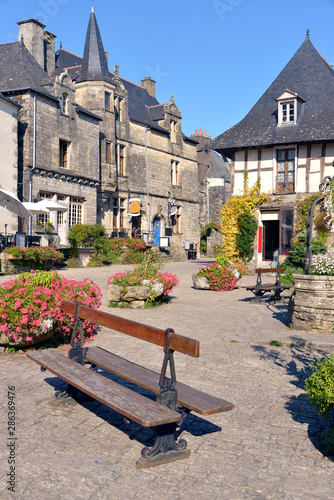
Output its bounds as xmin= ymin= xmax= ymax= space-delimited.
xmin=192 ymin=271 xmax=241 ymax=290
xmin=107 ymin=284 xmax=152 ymax=308
xmin=0 ymin=318 xmax=54 ymax=347
xmin=289 ymin=274 xmax=334 ymax=333
xmin=192 ymin=274 xmax=211 ymax=290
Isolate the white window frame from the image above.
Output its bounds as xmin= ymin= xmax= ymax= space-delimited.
xmin=69 ymin=197 xmax=83 ymax=227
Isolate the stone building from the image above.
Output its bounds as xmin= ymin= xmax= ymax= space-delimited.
xmin=190 ymin=129 xmax=230 ymax=226
xmin=0 ymin=94 xmax=21 ymax=236
xmin=211 ymin=32 xmax=334 ymax=266
xmin=0 ymin=7 xmax=200 ymax=256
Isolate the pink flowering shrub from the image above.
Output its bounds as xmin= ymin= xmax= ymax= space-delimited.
xmin=0 ymin=270 xmax=102 ymax=345
xmin=109 ymin=237 xmax=147 ymax=254
xmin=108 ymin=253 xmax=179 ymax=306
xmin=197 ymin=263 xmax=238 ymax=291
xmin=108 ymin=270 xmax=179 ymax=297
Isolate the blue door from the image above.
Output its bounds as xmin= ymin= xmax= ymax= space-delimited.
xmin=153 ymin=217 xmax=161 ymax=245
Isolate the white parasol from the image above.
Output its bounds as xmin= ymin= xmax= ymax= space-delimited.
xmin=0 ymin=188 xmax=32 ymax=238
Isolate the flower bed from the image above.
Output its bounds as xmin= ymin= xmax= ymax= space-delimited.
xmin=4 ymin=246 xmax=64 ymax=271
xmin=193 ymin=262 xmax=240 ymax=291
xmin=0 ymin=270 xmax=102 ymax=347
xmin=107 ymin=257 xmax=179 ymax=308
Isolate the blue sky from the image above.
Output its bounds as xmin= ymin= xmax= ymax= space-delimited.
xmin=0 ymin=0 xmax=334 ymax=140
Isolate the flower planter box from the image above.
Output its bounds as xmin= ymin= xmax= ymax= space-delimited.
xmin=289 ymin=273 xmax=334 ymax=333
xmin=0 ymin=318 xmax=54 ymax=347
xmin=192 ymin=274 xmax=211 ymax=290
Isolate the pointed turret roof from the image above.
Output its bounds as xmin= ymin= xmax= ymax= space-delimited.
xmin=76 ymin=6 xmax=113 ymax=83
xmin=212 ymin=33 xmax=334 ymax=155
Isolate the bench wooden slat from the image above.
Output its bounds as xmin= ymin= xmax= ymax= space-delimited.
xmin=27 ymin=351 xmax=181 ymax=427
xmin=63 ymin=301 xmax=199 ymax=358
xmin=243 ymin=284 xmax=291 ymax=291
xmin=85 ymin=347 xmax=234 ymax=415
xmin=254 ymin=268 xmax=283 ymax=274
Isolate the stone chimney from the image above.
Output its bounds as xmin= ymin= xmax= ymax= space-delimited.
xmin=17 ymin=19 xmax=46 ymax=69
xmin=44 ymin=31 xmax=56 ymax=75
xmin=141 ymin=76 xmax=156 ymax=98
xmin=17 ymin=19 xmax=56 ymax=75
xmin=190 ymin=129 xmax=212 ymax=184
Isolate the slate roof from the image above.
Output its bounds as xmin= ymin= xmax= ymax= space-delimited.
xmin=55 ymin=49 xmax=82 ymax=72
xmin=0 ymin=92 xmax=21 ymax=108
xmin=53 ymin=47 xmax=170 ymax=133
xmin=76 ymin=6 xmax=113 ymax=84
xmin=0 ymin=41 xmax=49 ymax=92
xmin=212 ymin=33 xmax=334 ymax=156
xmin=208 ymin=151 xmax=230 ymax=182
xmin=0 ymin=8 xmax=194 ymax=139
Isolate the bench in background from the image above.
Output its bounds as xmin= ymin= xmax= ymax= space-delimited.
xmin=242 ymin=267 xmax=292 ymax=301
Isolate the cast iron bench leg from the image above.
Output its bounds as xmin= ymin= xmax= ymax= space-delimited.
xmin=136 ymin=421 xmax=190 ymax=468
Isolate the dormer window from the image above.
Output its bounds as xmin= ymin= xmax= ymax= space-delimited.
xmin=170 ymin=120 xmax=177 ymax=142
xmin=282 ymin=102 xmax=294 ymax=123
xmin=276 ymin=89 xmax=304 ymax=126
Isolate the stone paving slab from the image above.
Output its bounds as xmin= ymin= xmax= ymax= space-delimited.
xmin=1 ymin=261 xmax=334 ymax=498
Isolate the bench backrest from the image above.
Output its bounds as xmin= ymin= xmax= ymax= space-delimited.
xmin=63 ymin=301 xmax=199 ymax=358
xmin=255 ymin=268 xmax=283 ymax=274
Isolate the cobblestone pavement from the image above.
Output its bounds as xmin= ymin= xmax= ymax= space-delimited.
xmin=1 ymin=261 xmax=334 ymax=499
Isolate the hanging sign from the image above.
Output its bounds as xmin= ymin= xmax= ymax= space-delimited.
xmin=129 ymin=198 xmax=141 ymax=216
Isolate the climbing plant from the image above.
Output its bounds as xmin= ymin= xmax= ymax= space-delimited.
xmin=295 ymin=193 xmax=322 ymax=233
xmin=219 ymin=173 xmax=269 ymax=263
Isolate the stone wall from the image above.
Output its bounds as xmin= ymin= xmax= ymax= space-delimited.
xmin=289 ymin=273 xmax=334 ymax=333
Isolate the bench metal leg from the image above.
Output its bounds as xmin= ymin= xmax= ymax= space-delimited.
xmin=136 ymin=422 xmax=190 ymax=468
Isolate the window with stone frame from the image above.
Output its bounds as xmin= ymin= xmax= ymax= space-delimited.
xmin=105 ymin=92 xmax=111 ymax=111
xmin=106 ymin=141 xmax=112 ymax=163
xmin=59 ymin=140 xmax=70 ymax=169
xmin=113 ymin=204 xmax=118 ymax=229
xmin=69 ymin=197 xmax=83 ymax=226
xmin=116 ymin=145 xmax=125 ymax=175
xmin=119 ymin=198 xmax=126 ymax=228
xmin=276 ymin=149 xmax=295 ymax=193
xmin=170 ymin=120 xmax=177 ymax=143
xmin=61 ymin=93 xmax=69 ymax=115
xmin=114 ymin=96 xmax=123 ymax=121
xmin=171 ymin=206 xmax=181 ymax=233
xmin=171 ymin=160 xmax=179 ymax=186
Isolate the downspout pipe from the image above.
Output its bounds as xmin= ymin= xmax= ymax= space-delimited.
xmin=28 ymin=92 xmax=37 ymax=236
xmin=145 ymin=125 xmax=151 ymax=234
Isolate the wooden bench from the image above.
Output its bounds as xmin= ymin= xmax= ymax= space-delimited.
xmin=242 ymin=267 xmax=292 ymax=301
xmin=27 ymin=301 xmax=234 ymax=468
